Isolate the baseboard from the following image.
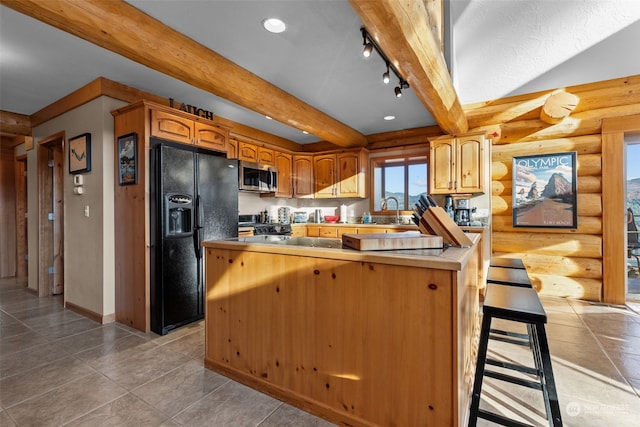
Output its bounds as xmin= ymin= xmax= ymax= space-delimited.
xmin=65 ymin=301 xmax=115 ymax=325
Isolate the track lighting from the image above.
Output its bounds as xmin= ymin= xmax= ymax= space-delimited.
xmin=360 ymin=27 xmax=409 ymax=98
xmin=362 ymin=29 xmax=373 ymax=57
xmin=382 ymin=63 xmax=390 ymax=84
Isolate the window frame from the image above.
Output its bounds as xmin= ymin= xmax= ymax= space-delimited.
xmin=369 ymin=149 xmax=429 ymax=215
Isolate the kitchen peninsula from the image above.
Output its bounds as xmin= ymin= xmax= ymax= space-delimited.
xmin=202 ymin=235 xmax=481 ymax=426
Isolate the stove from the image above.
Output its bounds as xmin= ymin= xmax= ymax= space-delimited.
xmin=239 ymin=214 xmax=292 ymax=236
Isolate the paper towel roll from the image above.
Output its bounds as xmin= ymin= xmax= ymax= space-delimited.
xmin=339 ymin=204 xmax=347 ymax=223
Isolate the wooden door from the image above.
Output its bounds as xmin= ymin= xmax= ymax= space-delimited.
xmin=15 ymin=155 xmax=28 ymax=277
xmin=150 ymin=110 xmax=194 ymax=144
xmin=257 ymin=147 xmax=275 ymax=166
xmin=195 ymin=123 xmax=226 ymax=152
xmin=275 ymin=152 xmax=292 ymax=198
xmin=238 ymin=141 xmax=259 ymax=162
xmin=456 ymin=135 xmax=484 ymax=193
xmin=336 ymin=151 xmax=363 ymax=197
xmin=314 ymin=154 xmax=336 ymax=198
xmin=51 ymin=143 xmax=64 ymax=295
xmin=429 ymin=137 xmax=455 ymax=194
xmin=293 ymin=155 xmax=314 ymax=198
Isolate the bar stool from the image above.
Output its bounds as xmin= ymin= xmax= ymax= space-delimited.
xmin=487 ymin=265 xmax=532 ymax=288
xmin=469 ymin=284 xmax=562 ymax=427
xmin=490 ymin=257 xmax=526 ymax=270
xmin=486 ymin=265 xmax=533 ymax=343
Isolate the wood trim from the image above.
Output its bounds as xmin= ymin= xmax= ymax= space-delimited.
xmin=65 ymin=300 xmax=115 ymax=325
xmin=14 ymin=155 xmax=27 ymax=277
xmin=5 ymin=0 xmax=366 ymax=147
xmin=601 ymin=114 xmax=640 ymax=304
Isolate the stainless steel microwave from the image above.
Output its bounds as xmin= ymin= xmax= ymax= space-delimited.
xmin=238 ymin=161 xmax=278 ymax=193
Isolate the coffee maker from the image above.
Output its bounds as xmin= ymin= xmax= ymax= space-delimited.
xmin=454 ymin=198 xmax=471 ymax=226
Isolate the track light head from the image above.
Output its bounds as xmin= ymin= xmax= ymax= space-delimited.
xmin=395 ymin=86 xmax=402 ymax=98
xmin=363 ymin=42 xmax=373 ymax=58
xmin=383 ymin=63 xmax=390 ymax=84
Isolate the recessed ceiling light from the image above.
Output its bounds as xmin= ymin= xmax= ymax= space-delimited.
xmin=302 ymin=130 xmax=309 ymax=134
xmin=265 ymin=115 xmax=272 ymax=120
xmin=262 ymin=18 xmax=286 ymax=34
xmin=384 ymin=115 xmax=396 ymax=121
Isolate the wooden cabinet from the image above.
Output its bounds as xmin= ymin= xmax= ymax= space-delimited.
xmin=257 ymin=147 xmax=275 ymax=166
xmin=293 ymin=155 xmax=314 ymax=198
xmin=150 ymin=110 xmax=227 ymax=152
xmin=227 ymin=138 xmax=238 ymax=159
xmin=314 ymin=150 xmax=367 ymax=198
xmin=238 ymin=141 xmax=259 ymax=162
xmin=429 ymin=132 xmax=487 ymax=194
xmin=275 ymin=152 xmax=293 ymax=198
xmin=290 ymin=225 xmax=306 ymax=237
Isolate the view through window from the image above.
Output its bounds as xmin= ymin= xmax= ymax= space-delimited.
xmin=627 ymin=142 xmax=640 ymax=298
xmin=371 ymin=154 xmax=428 ymax=212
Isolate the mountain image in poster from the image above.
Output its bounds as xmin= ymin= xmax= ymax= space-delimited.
xmin=541 ymin=173 xmax=573 ymax=199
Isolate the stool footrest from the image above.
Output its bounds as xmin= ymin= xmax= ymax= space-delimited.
xmin=485 ymin=369 xmax=543 ymax=390
xmin=486 ymin=358 xmax=539 ymax=376
xmin=478 ymin=409 xmax=535 ymax=427
xmin=489 ymin=333 xmax=531 ymax=347
xmin=490 ymin=328 xmax=530 ymax=340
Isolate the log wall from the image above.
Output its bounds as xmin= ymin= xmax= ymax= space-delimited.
xmin=465 ymin=75 xmax=640 ymax=301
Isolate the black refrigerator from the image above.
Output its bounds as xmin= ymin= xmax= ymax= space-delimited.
xmin=150 ymin=140 xmax=238 ymax=335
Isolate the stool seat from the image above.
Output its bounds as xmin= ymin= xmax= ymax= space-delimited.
xmin=487 ymin=266 xmax=532 ymax=288
xmin=490 ymin=257 xmax=526 ymax=269
xmin=484 ymin=283 xmax=546 ymax=323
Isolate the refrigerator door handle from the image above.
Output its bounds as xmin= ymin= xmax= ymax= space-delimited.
xmin=193 ymin=195 xmax=204 ymax=259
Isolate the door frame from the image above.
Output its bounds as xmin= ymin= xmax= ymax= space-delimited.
xmin=602 ymin=114 xmax=640 ymax=304
xmin=37 ymin=132 xmax=65 ymax=297
xmin=15 ymin=154 xmax=28 ymax=277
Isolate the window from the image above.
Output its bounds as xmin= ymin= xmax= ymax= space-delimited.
xmin=371 ymin=153 xmax=428 ymax=213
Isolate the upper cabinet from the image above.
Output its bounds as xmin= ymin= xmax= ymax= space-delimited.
xmin=275 ymin=152 xmax=293 ymax=198
xmin=293 ymin=155 xmax=314 ymax=198
xmin=238 ymin=141 xmax=259 ymax=163
xmin=429 ymin=132 xmax=488 ymax=194
xmin=314 ymin=149 xmax=367 ymax=198
xmin=150 ymin=110 xmax=227 ymax=152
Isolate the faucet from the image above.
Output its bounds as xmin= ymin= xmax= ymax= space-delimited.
xmin=381 ymin=196 xmax=400 ymax=224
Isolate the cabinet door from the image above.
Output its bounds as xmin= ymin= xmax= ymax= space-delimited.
xmin=337 ymin=227 xmax=358 ymax=238
xmin=150 ymin=110 xmax=194 ymax=144
xmin=290 ymin=225 xmax=306 ymax=237
xmin=227 ymin=138 xmax=238 ymax=159
xmin=456 ymin=135 xmax=484 ymax=193
xmin=293 ymin=155 xmax=314 ymax=198
xmin=195 ymin=123 xmax=227 ymax=152
xmin=258 ymin=147 xmax=275 ymax=166
xmin=318 ymin=227 xmax=338 ymax=238
xmin=238 ymin=141 xmax=259 ymax=162
xmin=275 ymin=152 xmax=293 ymax=198
xmin=429 ymin=138 xmax=455 ymax=194
xmin=314 ymin=154 xmax=336 ymax=198
xmin=306 ymin=226 xmax=321 ymax=237
xmin=336 ymin=151 xmax=365 ymax=198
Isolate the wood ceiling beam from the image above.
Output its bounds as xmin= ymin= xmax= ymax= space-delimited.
xmin=2 ymin=0 xmax=367 ymax=148
xmin=0 ymin=110 xmax=31 ymax=137
xmin=350 ymin=0 xmax=468 ymax=135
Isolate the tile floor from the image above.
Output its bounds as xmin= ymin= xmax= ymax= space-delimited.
xmin=1 ymin=276 xmax=639 ymax=426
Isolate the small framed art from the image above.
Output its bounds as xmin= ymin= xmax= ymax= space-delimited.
xmin=117 ymin=132 xmax=138 ymax=186
xmin=69 ymin=133 xmax=91 ymax=174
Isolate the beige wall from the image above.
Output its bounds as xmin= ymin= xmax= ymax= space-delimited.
xmin=28 ymin=96 xmax=127 ymax=318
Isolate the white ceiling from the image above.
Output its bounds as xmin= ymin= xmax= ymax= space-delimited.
xmin=1 ymin=0 xmax=639 ymax=144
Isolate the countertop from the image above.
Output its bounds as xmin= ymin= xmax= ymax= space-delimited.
xmin=203 ymin=233 xmax=480 ymax=271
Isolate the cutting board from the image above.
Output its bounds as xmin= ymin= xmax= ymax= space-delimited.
xmin=342 ymin=231 xmax=443 ymax=251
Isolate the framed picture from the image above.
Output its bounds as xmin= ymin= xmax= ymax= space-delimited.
xmin=512 ymin=152 xmax=577 ymax=228
xmin=117 ymin=132 xmax=138 ymax=186
xmin=69 ymin=133 xmax=91 ymax=174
